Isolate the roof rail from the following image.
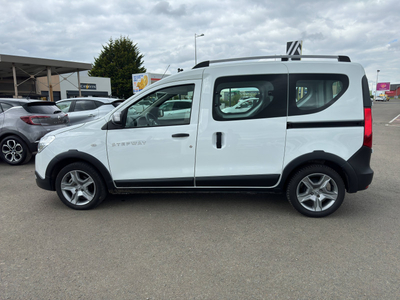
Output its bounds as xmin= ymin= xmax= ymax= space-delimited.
xmin=192 ymin=55 xmax=351 ymax=69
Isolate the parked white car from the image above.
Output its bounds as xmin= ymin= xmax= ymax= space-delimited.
xmin=374 ymin=96 xmax=387 ymax=102
xmin=35 ymin=55 xmax=373 ymax=217
xmin=56 ymin=97 xmax=123 ymax=125
xmin=222 ymin=98 xmax=259 ymax=113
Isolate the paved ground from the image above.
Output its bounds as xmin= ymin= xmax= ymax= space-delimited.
xmin=1 ymin=99 xmax=399 ymax=299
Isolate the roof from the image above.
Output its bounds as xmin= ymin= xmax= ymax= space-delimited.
xmin=0 ymin=54 xmax=92 ymax=79
xmin=390 ymin=84 xmax=400 ymax=91
xmin=57 ymin=97 xmax=120 ymax=104
xmin=0 ymin=97 xmax=38 ymax=103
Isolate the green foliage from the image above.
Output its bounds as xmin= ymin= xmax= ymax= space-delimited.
xmin=89 ymin=36 xmax=146 ymax=99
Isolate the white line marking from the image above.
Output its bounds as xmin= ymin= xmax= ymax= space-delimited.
xmin=389 ymin=114 xmax=400 ymax=124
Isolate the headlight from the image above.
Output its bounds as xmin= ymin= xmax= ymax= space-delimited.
xmin=38 ymin=135 xmax=55 ymax=153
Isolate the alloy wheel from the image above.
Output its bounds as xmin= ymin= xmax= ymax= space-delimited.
xmin=296 ymin=173 xmax=338 ymax=212
xmin=1 ymin=139 xmax=24 ymax=164
xmin=60 ymin=170 xmax=96 ymax=206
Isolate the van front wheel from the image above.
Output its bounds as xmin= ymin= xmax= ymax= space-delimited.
xmin=286 ymin=165 xmax=345 ymax=217
xmin=55 ymin=162 xmax=107 ymax=210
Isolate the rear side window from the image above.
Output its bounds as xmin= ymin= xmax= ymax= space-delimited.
xmin=289 ymin=74 xmax=349 ymax=115
xmin=25 ymin=103 xmax=62 ymax=114
xmin=213 ymin=74 xmax=287 ymax=121
xmin=0 ymin=103 xmax=13 ymax=112
xmin=57 ymin=101 xmax=72 ymax=113
xmin=74 ymin=100 xmax=97 ymax=112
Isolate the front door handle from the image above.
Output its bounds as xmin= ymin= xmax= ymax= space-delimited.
xmin=172 ymin=133 xmax=190 ymax=138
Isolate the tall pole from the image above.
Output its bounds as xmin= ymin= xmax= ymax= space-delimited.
xmin=194 ymin=33 xmax=197 ymax=65
xmin=375 ymin=70 xmax=380 ymax=100
xmin=194 ymin=33 xmax=204 ymax=65
xmin=12 ymin=63 xmax=18 ymax=98
xmin=77 ymin=69 xmax=82 ymax=97
xmin=47 ymin=67 xmax=54 ymax=102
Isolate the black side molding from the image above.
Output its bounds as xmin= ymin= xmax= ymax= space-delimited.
xmin=196 ymin=174 xmax=280 ymax=187
xmin=287 ymin=120 xmax=363 ymax=129
xmin=115 ymin=177 xmax=194 ymax=188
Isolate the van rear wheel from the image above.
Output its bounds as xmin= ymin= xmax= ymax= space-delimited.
xmin=286 ymin=165 xmax=345 ymax=217
xmin=55 ymin=162 xmax=107 ymax=210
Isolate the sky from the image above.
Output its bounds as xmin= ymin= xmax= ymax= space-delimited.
xmin=1 ymin=0 xmax=399 ymax=91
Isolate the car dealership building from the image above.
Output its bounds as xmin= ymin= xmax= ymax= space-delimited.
xmin=0 ymin=54 xmax=111 ymax=101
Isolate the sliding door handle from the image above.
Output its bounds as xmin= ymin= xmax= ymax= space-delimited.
xmin=172 ymin=133 xmax=190 ymax=138
xmin=216 ymin=132 xmax=222 ymax=149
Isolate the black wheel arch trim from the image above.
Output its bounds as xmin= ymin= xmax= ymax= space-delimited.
xmin=278 ymin=150 xmax=360 ymax=193
xmin=44 ymin=150 xmax=114 ymax=192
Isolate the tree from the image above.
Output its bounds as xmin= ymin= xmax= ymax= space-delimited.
xmin=89 ymin=36 xmax=146 ymax=99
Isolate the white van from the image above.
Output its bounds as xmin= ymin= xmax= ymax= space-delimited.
xmin=35 ymin=55 xmax=374 ymax=217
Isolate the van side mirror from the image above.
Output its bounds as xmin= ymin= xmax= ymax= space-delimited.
xmin=112 ymin=111 xmax=122 ymax=124
xmin=158 ymin=109 xmax=164 ymax=117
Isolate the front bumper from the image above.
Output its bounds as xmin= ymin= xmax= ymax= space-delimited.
xmin=35 ymin=171 xmax=54 ymax=191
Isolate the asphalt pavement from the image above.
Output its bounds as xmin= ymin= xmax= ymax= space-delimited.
xmin=1 ymin=99 xmax=399 ymax=299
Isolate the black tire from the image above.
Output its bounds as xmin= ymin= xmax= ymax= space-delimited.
xmin=0 ymin=135 xmax=32 ymax=165
xmin=55 ymin=162 xmax=108 ymax=210
xmin=286 ymin=164 xmax=345 ymax=217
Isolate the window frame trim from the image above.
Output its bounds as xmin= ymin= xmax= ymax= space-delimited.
xmin=212 ymin=74 xmax=288 ymax=122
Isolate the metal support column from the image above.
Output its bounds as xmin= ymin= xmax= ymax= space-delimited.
xmin=12 ymin=63 xmax=18 ymax=98
xmin=47 ymin=67 xmax=54 ymax=102
xmin=77 ymin=69 xmax=82 ymax=97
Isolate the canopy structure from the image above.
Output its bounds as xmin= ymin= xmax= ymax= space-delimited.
xmin=0 ymin=54 xmax=92 ymax=101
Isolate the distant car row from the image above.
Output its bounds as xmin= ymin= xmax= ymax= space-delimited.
xmin=374 ymin=96 xmax=389 ymax=102
xmin=0 ymin=97 xmax=122 ymax=165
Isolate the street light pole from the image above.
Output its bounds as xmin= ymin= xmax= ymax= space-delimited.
xmin=194 ymin=33 xmax=204 ymax=65
xmin=375 ymin=70 xmax=380 ymax=100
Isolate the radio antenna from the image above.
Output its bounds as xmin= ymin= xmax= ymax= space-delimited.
xmin=161 ymin=65 xmax=170 ymax=79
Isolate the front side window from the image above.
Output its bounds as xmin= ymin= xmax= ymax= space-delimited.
xmin=125 ymin=84 xmax=194 ymax=128
xmin=213 ymin=74 xmax=287 ymax=121
xmin=289 ymin=74 xmax=349 ymax=115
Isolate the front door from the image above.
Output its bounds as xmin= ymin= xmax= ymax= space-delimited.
xmin=107 ymin=81 xmax=201 ymax=188
xmin=195 ymin=64 xmax=288 ymax=187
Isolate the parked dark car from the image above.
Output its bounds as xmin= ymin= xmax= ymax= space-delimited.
xmin=0 ymin=98 xmax=69 ymax=165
